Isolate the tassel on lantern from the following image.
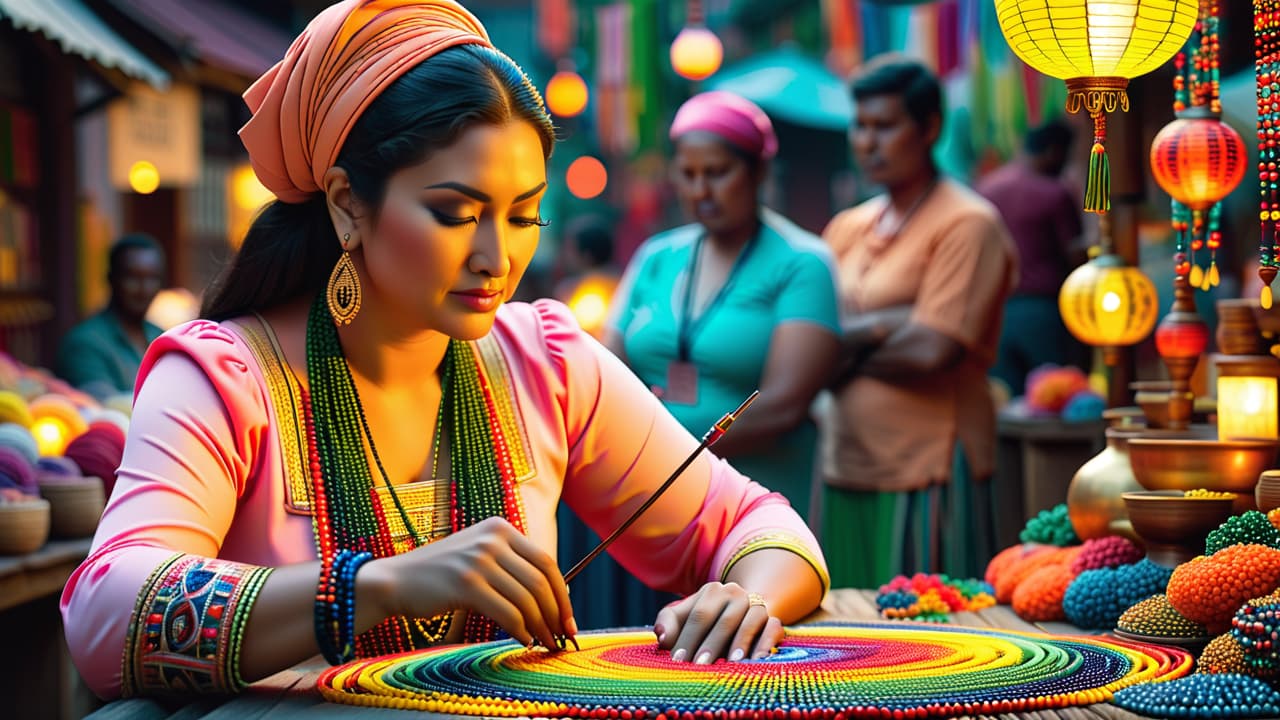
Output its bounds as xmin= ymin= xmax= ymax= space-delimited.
xmin=1084 ymin=111 xmax=1110 ymax=214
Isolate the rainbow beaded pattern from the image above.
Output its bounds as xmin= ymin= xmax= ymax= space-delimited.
xmin=317 ymin=623 xmax=1192 ymax=716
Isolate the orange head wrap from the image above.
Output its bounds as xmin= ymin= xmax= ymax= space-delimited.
xmin=239 ymin=0 xmax=492 ymax=203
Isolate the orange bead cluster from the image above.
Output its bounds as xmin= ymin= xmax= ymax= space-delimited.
xmin=995 ymin=546 xmax=1082 ymax=604
xmin=1012 ymin=564 xmax=1078 ymax=622
xmin=1167 ymin=544 xmax=1280 ymax=633
xmin=1117 ymin=594 xmax=1207 ymax=638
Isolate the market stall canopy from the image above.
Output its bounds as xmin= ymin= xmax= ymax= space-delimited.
xmin=0 ymin=0 xmax=167 ymax=88
xmin=106 ymin=0 xmax=292 ymax=81
xmin=705 ymin=45 xmax=852 ymax=131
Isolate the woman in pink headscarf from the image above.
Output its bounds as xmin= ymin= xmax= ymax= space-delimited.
xmin=605 ymin=91 xmax=841 ymax=519
xmin=59 ymin=1 xmax=827 ymax=702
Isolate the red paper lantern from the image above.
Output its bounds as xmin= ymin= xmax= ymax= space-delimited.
xmin=1155 ymin=314 xmax=1210 ymax=359
xmin=1150 ymin=114 xmax=1247 ymax=210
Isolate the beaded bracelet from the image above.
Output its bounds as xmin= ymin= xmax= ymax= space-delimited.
xmin=315 ymin=549 xmax=375 ymax=665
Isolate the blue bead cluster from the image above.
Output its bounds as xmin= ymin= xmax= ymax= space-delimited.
xmin=1063 ymin=559 xmax=1174 ymax=630
xmin=315 ymin=549 xmax=374 ymax=665
xmin=1019 ymin=503 xmax=1079 ymax=546
xmin=1112 ymin=674 xmax=1280 ymax=718
xmin=1205 ymin=511 xmax=1280 ymax=554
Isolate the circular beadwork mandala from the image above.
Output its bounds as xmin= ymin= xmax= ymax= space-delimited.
xmin=317 ymin=623 xmax=1192 ymax=717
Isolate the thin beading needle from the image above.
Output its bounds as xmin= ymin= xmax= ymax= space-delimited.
xmin=535 ymin=391 xmax=760 ymax=652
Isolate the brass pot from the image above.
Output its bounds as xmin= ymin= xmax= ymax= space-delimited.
xmin=1068 ymin=425 xmax=1146 ymax=540
xmin=1258 ymin=469 xmax=1280 ymax=513
xmin=1122 ymin=490 xmax=1234 ymax=567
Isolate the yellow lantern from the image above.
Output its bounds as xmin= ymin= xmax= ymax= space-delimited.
xmin=670 ymin=26 xmax=722 ymax=81
xmin=1058 ymin=253 xmax=1159 ymax=365
xmin=995 ymin=1 xmax=1197 ymax=213
xmin=545 ymin=69 xmax=588 ymax=118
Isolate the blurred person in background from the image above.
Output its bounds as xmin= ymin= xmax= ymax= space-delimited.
xmin=977 ymin=117 xmax=1086 ymax=397
xmin=55 ymin=233 xmax=165 ymax=399
xmin=820 ymin=55 xmax=1017 ymax=589
xmin=605 ymin=90 xmax=841 ymax=518
xmin=553 ymin=214 xmax=620 ymax=339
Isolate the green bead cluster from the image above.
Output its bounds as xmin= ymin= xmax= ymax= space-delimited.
xmin=1205 ymin=511 xmax=1280 ymax=555
xmin=1020 ymin=503 xmax=1078 ymax=547
xmin=1117 ymin=594 xmax=1207 ymax=638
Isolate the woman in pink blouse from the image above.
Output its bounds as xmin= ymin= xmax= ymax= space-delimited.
xmin=59 ymin=0 xmax=827 ymax=702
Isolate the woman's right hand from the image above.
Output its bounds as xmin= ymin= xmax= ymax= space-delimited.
xmin=362 ymin=516 xmax=577 ymax=650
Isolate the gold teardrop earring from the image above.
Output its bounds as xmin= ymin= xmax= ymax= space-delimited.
xmin=327 ymin=233 xmax=362 ymax=325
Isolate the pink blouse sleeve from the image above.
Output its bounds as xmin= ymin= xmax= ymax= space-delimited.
xmin=531 ymin=300 xmax=828 ymax=595
xmin=59 ymin=321 xmax=273 ymax=700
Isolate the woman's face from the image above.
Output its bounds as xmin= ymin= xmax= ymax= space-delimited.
xmin=670 ymin=132 xmax=760 ymax=239
xmin=359 ymin=120 xmax=547 ymax=340
xmin=850 ymin=94 xmax=938 ymax=189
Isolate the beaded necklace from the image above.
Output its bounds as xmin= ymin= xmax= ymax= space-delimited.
xmin=303 ymin=295 xmax=526 ymax=653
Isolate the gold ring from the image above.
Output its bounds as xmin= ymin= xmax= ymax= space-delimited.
xmin=747 ymin=592 xmax=767 ymax=609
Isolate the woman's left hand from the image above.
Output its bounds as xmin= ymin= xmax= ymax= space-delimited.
xmin=653 ymin=582 xmax=784 ymax=663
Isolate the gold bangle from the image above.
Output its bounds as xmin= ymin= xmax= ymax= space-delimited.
xmin=747 ymin=592 xmax=767 ymax=609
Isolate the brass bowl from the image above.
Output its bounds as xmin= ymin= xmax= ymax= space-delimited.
xmin=1127 ymin=432 xmax=1278 ymax=512
xmin=1122 ymin=490 xmax=1235 ymax=567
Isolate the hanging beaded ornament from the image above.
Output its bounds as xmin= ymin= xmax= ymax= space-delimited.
xmin=317 ymin=623 xmax=1193 ymax=716
xmin=1258 ymin=0 xmax=1280 ymax=306
xmin=304 ymin=296 xmax=527 ymax=657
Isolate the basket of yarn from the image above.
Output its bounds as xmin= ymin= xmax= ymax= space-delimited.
xmin=0 ymin=487 xmax=50 ymax=555
xmin=37 ymin=474 xmax=104 ymax=539
xmin=62 ymin=422 xmax=126 ymax=498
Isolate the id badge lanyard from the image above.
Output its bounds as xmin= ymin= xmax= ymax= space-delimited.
xmin=676 ymin=232 xmax=758 ymax=363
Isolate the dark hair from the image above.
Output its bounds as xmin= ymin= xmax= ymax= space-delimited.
xmin=108 ymin=233 xmax=163 ymax=278
xmin=849 ymin=54 xmax=943 ymax=128
xmin=202 ymin=44 xmax=555 ymax=321
xmin=1025 ymin=118 xmax=1074 ymax=155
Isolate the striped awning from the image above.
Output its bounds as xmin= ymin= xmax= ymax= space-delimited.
xmin=0 ymin=0 xmax=168 ymax=88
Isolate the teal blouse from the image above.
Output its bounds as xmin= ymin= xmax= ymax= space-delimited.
xmin=609 ymin=210 xmax=841 ymax=514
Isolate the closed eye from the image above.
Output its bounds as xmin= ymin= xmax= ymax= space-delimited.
xmin=512 ymin=216 xmax=551 ymax=228
xmin=430 ymin=210 xmax=477 ymax=227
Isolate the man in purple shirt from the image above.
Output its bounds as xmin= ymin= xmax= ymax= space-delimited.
xmin=977 ymin=119 xmax=1086 ymax=396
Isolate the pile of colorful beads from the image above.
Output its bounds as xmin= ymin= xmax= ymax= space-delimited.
xmin=1063 ymin=559 xmax=1174 ymax=630
xmin=874 ymin=574 xmax=995 ymax=622
xmin=1205 ymin=511 xmax=1280 ymax=554
xmin=1230 ymin=591 xmax=1280 ymax=673
xmin=1167 ymin=544 xmax=1280 ymax=632
xmin=1116 ymin=594 xmax=1207 ymax=639
xmin=1019 ymin=503 xmax=1079 ymax=547
xmin=1112 ymin=674 xmax=1280 ymax=718
xmin=317 ymin=624 xmax=1193 ymax=716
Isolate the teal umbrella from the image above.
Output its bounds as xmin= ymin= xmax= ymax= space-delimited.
xmin=705 ymin=45 xmax=852 ymax=131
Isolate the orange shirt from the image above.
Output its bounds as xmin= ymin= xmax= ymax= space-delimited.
xmin=820 ymin=180 xmax=1017 ymax=492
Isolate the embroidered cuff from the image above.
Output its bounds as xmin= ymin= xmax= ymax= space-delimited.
xmin=718 ymin=532 xmax=830 ymax=595
xmin=122 ymin=554 xmax=273 ymax=696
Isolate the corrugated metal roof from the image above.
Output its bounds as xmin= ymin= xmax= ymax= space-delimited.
xmin=108 ymin=0 xmax=291 ymax=81
xmin=0 ymin=0 xmax=168 ymax=88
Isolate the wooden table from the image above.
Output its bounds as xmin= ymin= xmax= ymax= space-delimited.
xmin=87 ymin=588 xmax=1181 ymax=720
xmin=0 ymin=537 xmax=98 ymax=720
